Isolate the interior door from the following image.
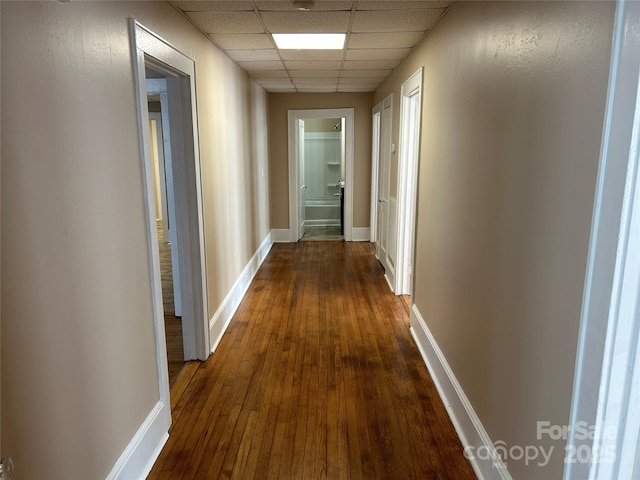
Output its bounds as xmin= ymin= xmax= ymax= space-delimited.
xmin=376 ymin=96 xmax=392 ymax=270
xmin=297 ymin=119 xmax=306 ymax=240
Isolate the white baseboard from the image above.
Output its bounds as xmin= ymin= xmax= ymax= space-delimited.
xmin=410 ymin=305 xmax=512 ymax=480
xmin=271 ymin=229 xmax=291 ymax=243
xmin=108 ymin=234 xmax=274 ymax=479
xmin=106 ymin=401 xmax=171 ymax=480
xmin=351 ymin=227 xmax=371 ymax=242
xmin=209 ymin=232 xmax=273 ymax=353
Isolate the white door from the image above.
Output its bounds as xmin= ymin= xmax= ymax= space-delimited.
xmin=370 ymin=107 xmax=381 ymax=242
xmin=397 ymin=68 xmax=423 ymax=295
xmin=297 ymin=119 xmax=306 ymax=240
xmin=376 ymin=95 xmax=393 ymax=271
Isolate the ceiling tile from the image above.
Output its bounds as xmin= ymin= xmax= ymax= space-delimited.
xmin=187 ymin=12 xmax=264 ymax=33
xmin=340 ymin=69 xmax=392 ymax=77
xmin=238 ymin=60 xmax=286 ymax=70
xmin=246 ymin=70 xmax=290 ymax=78
xmin=342 ymin=59 xmax=400 ymax=70
xmin=339 ymin=76 xmax=387 ymax=84
xmin=289 ymin=69 xmax=341 ymax=77
xmin=298 ymin=87 xmax=339 ymax=92
xmin=255 ymin=1 xmax=353 ymax=11
xmin=261 ymin=11 xmax=351 ymax=33
xmin=264 ymin=86 xmax=297 ymax=92
xmin=356 ymin=1 xmax=451 ymax=10
xmin=226 ymin=49 xmax=280 ymax=62
xmin=337 ymin=85 xmax=377 ymax=92
xmin=255 ymin=77 xmax=295 ymax=84
xmin=293 ymin=77 xmax=339 ymax=84
xmin=351 ymin=9 xmax=446 ymax=32
xmin=170 ymin=1 xmax=254 ymax=12
xmin=347 ymin=31 xmax=425 ymax=49
xmin=257 ymin=80 xmax=294 ymax=87
xmin=209 ymin=34 xmax=273 ymax=49
xmin=280 ymin=50 xmax=344 ymax=61
xmin=345 ymin=48 xmax=410 ymax=61
xmin=285 ymin=60 xmax=343 ymax=70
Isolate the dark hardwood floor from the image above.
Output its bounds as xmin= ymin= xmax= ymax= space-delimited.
xmin=158 ymin=219 xmax=185 ymax=386
xmin=149 ymin=241 xmax=476 ymax=479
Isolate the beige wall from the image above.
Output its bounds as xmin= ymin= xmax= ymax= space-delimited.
xmin=375 ymin=1 xmax=614 ymax=478
xmin=1 ymin=1 xmax=269 ymax=479
xmin=268 ymin=93 xmax=373 ymax=229
xmin=304 ymin=117 xmax=341 ymax=133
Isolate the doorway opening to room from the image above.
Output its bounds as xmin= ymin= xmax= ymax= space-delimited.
xmin=288 ymin=108 xmax=355 ymax=242
xmin=146 ymin=71 xmax=185 ymax=387
xmin=131 ymin=20 xmax=210 ymax=413
xmin=396 ymin=68 xmax=423 ymax=296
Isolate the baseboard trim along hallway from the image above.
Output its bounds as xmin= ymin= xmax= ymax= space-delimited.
xmin=209 ymin=232 xmax=274 ymax=354
xmin=410 ymin=304 xmax=512 ymax=480
xmin=106 ymin=401 xmax=170 ymax=480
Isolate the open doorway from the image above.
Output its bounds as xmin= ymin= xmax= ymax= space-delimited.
xmin=396 ymin=68 xmax=423 ymax=296
xmin=299 ymin=117 xmax=345 ymax=241
xmin=288 ymin=108 xmax=354 ymax=242
xmin=130 ymin=20 xmax=210 ymax=413
xmin=146 ymin=74 xmax=184 ymax=386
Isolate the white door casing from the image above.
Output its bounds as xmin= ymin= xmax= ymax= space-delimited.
xmin=396 ymin=68 xmax=424 ymax=296
xmin=130 ymin=21 xmax=210 ymax=416
xmin=377 ymin=95 xmax=393 ymax=281
xmin=565 ymin=1 xmax=640 ymax=479
xmin=297 ymin=119 xmax=306 ymax=240
xmin=370 ymin=104 xmax=382 ymax=242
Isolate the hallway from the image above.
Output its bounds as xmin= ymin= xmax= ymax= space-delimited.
xmin=149 ymin=242 xmax=476 ymax=479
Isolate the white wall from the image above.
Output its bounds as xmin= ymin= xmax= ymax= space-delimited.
xmin=0 ymin=1 xmax=270 ymax=478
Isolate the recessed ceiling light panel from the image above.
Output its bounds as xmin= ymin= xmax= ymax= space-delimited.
xmin=273 ymin=33 xmax=346 ymax=50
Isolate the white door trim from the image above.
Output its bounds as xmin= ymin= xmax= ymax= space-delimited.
xmin=370 ymin=103 xmax=382 ymax=242
xmin=396 ymin=68 xmax=424 ymax=295
xmin=287 ymin=108 xmax=355 ymax=241
xmin=376 ymin=94 xmax=393 ymax=285
xmin=130 ymin=20 xmax=210 ymax=387
xmin=565 ymin=1 xmax=640 ymax=478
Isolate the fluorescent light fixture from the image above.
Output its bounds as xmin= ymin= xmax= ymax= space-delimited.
xmin=273 ymin=33 xmax=346 ymax=50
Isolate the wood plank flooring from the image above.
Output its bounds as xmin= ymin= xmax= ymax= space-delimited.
xmin=158 ymin=219 xmax=185 ymax=386
xmin=148 ymin=242 xmax=476 ymax=479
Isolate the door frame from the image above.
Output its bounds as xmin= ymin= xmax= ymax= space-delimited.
xmin=370 ymin=103 xmax=382 ymax=242
xmin=377 ymin=94 xmax=394 ymax=288
xmin=130 ymin=20 xmax=210 ymax=410
xmin=565 ymin=1 xmax=640 ymax=478
xmin=395 ymin=68 xmax=424 ymax=296
xmin=287 ymin=108 xmax=355 ymax=241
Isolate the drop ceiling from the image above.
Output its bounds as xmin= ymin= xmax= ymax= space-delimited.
xmin=169 ymin=0 xmax=452 ymax=93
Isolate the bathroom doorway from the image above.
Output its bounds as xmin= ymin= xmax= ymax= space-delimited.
xmin=288 ymin=108 xmax=354 ymax=241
